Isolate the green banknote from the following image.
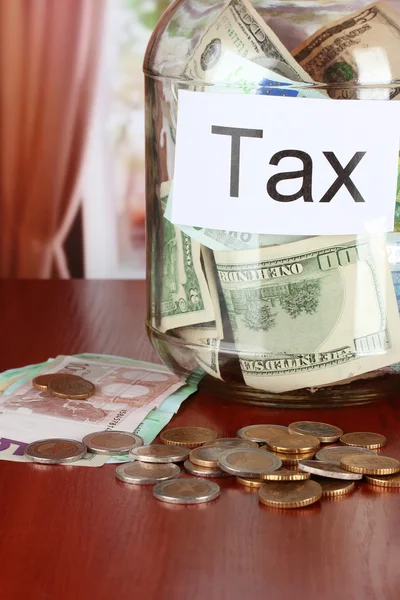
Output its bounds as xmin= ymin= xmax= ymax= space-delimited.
xmin=160 ymin=182 xmax=215 ymax=332
xmin=214 ymin=235 xmax=400 ymax=393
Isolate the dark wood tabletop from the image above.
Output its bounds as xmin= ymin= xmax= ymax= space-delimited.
xmin=0 ymin=280 xmax=399 ymax=600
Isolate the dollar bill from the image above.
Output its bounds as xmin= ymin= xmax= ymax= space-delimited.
xmin=214 ymin=235 xmax=400 ymax=392
xmin=159 ymin=181 xmax=215 ymax=332
xmin=183 ymin=0 xmax=312 ymax=84
xmin=0 ymin=355 xmax=199 ymax=463
xmin=292 ymin=2 xmax=400 ymax=99
xmin=176 ymin=324 xmax=222 ymax=380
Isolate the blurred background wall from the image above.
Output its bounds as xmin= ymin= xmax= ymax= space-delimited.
xmin=0 ymin=0 xmax=169 ymax=279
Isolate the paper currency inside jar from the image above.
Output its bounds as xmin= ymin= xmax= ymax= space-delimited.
xmin=144 ymin=0 xmax=400 ymax=406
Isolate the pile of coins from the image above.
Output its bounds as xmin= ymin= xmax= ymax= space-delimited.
xmin=33 ymin=374 xmax=95 ymax=400
xmin=23 ymin=419 xmax=400 ymax=508
xmin=117 ymin=421 xmax=399 ymax=507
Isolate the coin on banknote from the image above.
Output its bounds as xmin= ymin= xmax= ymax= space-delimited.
xmin=153 ymin=478 xmax=220 ymax=504
xmin=218 ymin=448 xmax=282 ymax=477
xmin=190 ymin=446 xmax=226 ymax=468
xmin=339 ymin=432 xmax=386 ymax=449
xmin=183 ymin=460 xmax=232 ymax=478
xmin=236 ymin=476 xmax=264 ymax=488
xmin=258 ymin=480 xmax=322 ymax=509
xmin=48 ymin=376 xmax=95 ymax=399
xmin=130 ymin=444 xmax=189 ymax=463
xmin=83 ymin=431 xmax=143 ymax=455
xmin=25 ymin=438 xmax=87 ymax=464
xmin=267 ymin=434 xmax=320 ymax=454
xmin=298 ymin=460 xmax=363 ymax=480
xmin=315 ymin=446 xmax=376 ymax=465
xmin=32 ymin=373 xmax=84 ymax=392
xmin=205 ymin=438 xmax=258 ymax=449
xmin=116 ymin=461 xmax=180 ymax=485
xmin=160 ymin=427 xmax=218 ymax=449
xmin=340 ymin=455 xmax=400 ymax=475
xmin=365 ymin=472 xmax=400 ymax=488
xmin=269 ymin=450 xmax=316 ymax=466
xmin=236 ymin=424 xmax=288 ymax=443
xmin=288 ymin=421 xmax=343 ymax=443
xmin=313 ymin=478 xmax=355 ymax=497
xmin=261 ymin=468 xmax=310 ymax=481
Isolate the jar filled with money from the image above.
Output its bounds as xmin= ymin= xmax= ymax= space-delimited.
xmin=143 ymin=0 xmax=400 ymax=406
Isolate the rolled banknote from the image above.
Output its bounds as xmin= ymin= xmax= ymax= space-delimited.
xmin=214 ymin=234 xmax=400 ymax=392
xmin=292 ymin=1 xmax=400 ymax=100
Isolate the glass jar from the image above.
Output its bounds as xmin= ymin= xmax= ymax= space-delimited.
xmin=143 ymin=0 xmax=400 ymax=407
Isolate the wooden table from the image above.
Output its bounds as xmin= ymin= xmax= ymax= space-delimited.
xmin=0 ymin=280 xmax=399 ymax=600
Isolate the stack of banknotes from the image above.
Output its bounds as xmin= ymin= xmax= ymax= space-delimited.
xmin=0 ymin=354 xmax=200 ymax=467
xmin=155 ymin=0 xmax=400 ymax=393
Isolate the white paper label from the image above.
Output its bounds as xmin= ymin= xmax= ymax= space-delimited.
xmin=171 ymin=90 xmax=400 ymax=235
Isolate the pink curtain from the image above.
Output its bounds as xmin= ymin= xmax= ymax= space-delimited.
xmin=0 ymin=0 xmax=105 ymax=277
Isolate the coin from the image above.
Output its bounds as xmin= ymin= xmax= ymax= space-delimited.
xmin=313 ymin=478 xmax=356 ymax=497
xmin=47 ymin=376 xmax=95 ymax=399
xmin=236 ymin=424 xmax=288 ymax=443
xmin=153 ymin=478 xmax=220 ymax=504
xmin=339 ymin=432 xmax=387 ymax=449
xmin=315 ymin=445 xmax=376 ymax=465
xmin=288 ymin=421 xmax=343 ymax=443
xmin=32 ymin=373 xmax=84 ymax=392
xmin=190 ymin=446 xmax=226 ymax=468
xmin=83 ymin=431 xmax=143 ymax=455
xmin=218 ymin=448 xmax=282 ymax=477
xmin=340 ymin=455 xmax=400 ymax=475
xmin=25 ymin=438 xmax=87 ymax=464
xmin=365 ymin=472 xmax=400 ymax=488
xmin=116 ymin=461 xmax=180 ymax=485
xmin=236 ymin=476 xmax=264 ymax=488
xmin=261 ymin=468 xmax=310 ymax=481
xmin=160 ymin=427 xmax=218 ymax=449
xmin=130 ymin=444 xmax=189 ymax=463
xmin=205 ymin=438 xmax=258 ymax=449
xmin=258 ymin=480 xmax=322 ymax=509
xmin=269 ymin=450 xmax=316 ymax=466
xmin=266 ymin=433 xmax=320 ymax=454
xmin=183 ymin=460 xmax=232 ymax=478
xmin=298 ymin=459 xmax=363 ymax=480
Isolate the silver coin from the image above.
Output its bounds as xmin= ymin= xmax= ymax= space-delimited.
xmin=116 ymin=461 xmax=180 ymax=485
xmin=183 ymin=459 xmax=232 ymax=478
xmin=83 ymin=430 xmax=143 ymax=455
xmin=236 ymin=424 xmax=288 ymax=443
xmin=153 ymin=478 xmax=220 ymax=504
xmin=218 ymin=448 xmax=282 ymax=477
xmin=315 ymin=445 xmax=376 ymax=466
xmin=130 ymin=444 xmax=189 ymax=463
xmin=298 ymin=459 xmax=363 ymax=480
xmin=25 ymin=438 xmax=87 ymax=464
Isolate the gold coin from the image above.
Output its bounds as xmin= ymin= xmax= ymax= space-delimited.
xmin=271 ymin=450 xmax=316 ymax=466
xmin=340 ymin=455 xmax=400 ymax=475
xmin=236 ymin=424 xmax=288 ymax=443
xmin=258 ymin=480 xmax=322 ymax=509
xmin=266 ymin=433 xmax=320 ymax=455
xmin=288 ymin=421 xmax=343 ymax=443
xmin=189 ymin=446 xmax=226 ymax=468
xmin=236 ymin=476 xmax=264 ymax=488
xmin=313 ymin=477 xmax=355 ymax=497
xmin=365 ymin=472 xmax=400 ymax=488
xmin=339 ymin=432 xmax=386 ymax=449
xmin=32 ymin=373 xmax=84 ymax=392
xmin=261 ymin=468 xmax=310 ymax=481
xmin=160 ymin=427 xmax=218 ymax=449
xmin=205 ymin=438 xmax=258 ymax=449
xmin=47 ymin=376 xmax=95 ymax=399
